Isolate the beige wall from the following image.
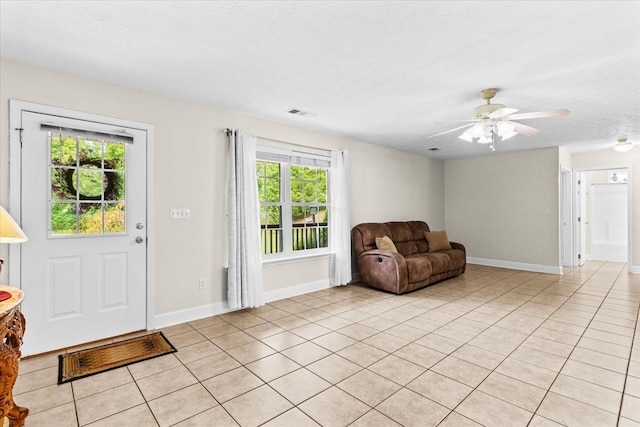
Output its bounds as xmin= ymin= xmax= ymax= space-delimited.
xmin=572 ymin=148 xmax=640 ymax=271
xmin=0 ymin=58 xmax=445 ymax=323
xmin=444 ymin=147 xmax=561 ymax=271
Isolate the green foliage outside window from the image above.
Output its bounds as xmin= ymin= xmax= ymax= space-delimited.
xmin=257 ymin=159 xmax=329 ymax=255
xmin=49 ymin=133 xmax=126 ymax=235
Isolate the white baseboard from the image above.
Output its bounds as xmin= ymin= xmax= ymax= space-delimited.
xmin=152 ymin=279 xmax=332 ymax=330
xmin=264 ymin=279 xmax=331 ymax=303
xmin=629 ymin=265 xmax=640 ymax=274
xmin=153 ymin=300 xmax=234 ymax=329
xmin=467 ymin=257 xmax=562 ymax=275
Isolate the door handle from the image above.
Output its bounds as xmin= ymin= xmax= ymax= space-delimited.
xmin=135 ymin=236 xmax=144 ymax=244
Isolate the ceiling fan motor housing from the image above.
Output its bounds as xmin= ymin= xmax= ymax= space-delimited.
xmin=472 ymin=103 xmax=505 ymax=119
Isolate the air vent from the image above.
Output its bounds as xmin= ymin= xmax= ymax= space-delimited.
xmin=288 ymin=108 xmax=318 ymax=118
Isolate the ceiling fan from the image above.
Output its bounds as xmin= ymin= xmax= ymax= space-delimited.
xmin=428 ymin=88 xmax=569 ymax=151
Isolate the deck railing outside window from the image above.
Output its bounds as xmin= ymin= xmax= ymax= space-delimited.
xmin=261 ymin=222 xmax=328 ymax=255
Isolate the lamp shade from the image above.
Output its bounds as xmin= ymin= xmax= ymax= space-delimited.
xmin=0 ymin=205 xmax=28 ymax=243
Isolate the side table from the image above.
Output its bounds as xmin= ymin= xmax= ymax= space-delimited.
xmin=0 ymin=286 xmax=28 ymax=427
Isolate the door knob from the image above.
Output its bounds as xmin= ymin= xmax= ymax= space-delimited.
xmin=135 ymin=236 xmax=144 ymax=243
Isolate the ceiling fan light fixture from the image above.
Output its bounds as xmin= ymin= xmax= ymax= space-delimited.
xmin=459 ymin=132 xmax=474 ymax=142
xmin=477 ymin=134 xmax=493 ymax=144
xmin=614 ymin=137 xmax=633 ymax=152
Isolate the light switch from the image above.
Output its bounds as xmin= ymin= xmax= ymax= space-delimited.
xmin=170 ymin=208 xmax=191 ymax=219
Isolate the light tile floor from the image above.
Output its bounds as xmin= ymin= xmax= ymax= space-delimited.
xmin=12 ymin=261 xmax=640 ymax=426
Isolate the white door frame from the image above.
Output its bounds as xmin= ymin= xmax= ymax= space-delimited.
xmin=8 ymin=100 xmax=156 ymax=330
xmin=573 ymin=166 xmax=633 ymax=269
xmin=561 ymin=168 xmax=574 ymax=267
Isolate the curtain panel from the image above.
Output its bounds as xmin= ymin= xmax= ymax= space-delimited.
xmin=227 ymin=129 xmax=264 ymax=309
xmin=329 ymin=149 xmax=352 ymax=286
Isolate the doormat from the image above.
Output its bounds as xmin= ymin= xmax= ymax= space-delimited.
xmin=58 ymin=331 xmax=177 ymax=384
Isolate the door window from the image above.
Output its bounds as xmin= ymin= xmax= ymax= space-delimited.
xmin=49 ymin=131 xmax=127 ymax=236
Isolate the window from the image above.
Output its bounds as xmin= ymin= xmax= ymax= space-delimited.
xmin=49 ymin=131 xmax=127 ymax=236
xmin=257 ymin=149 xmax=330 ymax=258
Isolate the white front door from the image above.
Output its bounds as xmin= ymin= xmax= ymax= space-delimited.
xmin=17 ymin=109 xmax=148 ymax=356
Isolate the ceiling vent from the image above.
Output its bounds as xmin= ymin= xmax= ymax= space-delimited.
xmin=288 ymin=108 xmax=318 ymax=118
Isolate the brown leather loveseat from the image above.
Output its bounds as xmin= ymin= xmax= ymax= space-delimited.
xmin=352 ymin=221 xmax=466 ymax=294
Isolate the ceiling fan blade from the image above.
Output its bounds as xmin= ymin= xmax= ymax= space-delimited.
xmin=510 ymin=121 xmax=539 ymax=136
xmin=507 ymin=109 xmax=570 ymax=120
xmin=487 ymin=107 xmax=518 ymax=119
xmin=426 ymin=123 xmax=474 ymax=139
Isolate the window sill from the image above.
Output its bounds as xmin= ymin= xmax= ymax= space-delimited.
xmin=262 ymin=251 xmax=333 ymax=266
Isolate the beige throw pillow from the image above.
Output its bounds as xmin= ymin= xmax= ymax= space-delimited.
xmin=424 ymin=231 xmax=452 ymax=252
xmin=375 ymin=236 xmax=398 ymax=253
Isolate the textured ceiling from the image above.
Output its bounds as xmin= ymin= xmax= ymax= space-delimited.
xmin=1 ymin=1 xmax=639 ymax=159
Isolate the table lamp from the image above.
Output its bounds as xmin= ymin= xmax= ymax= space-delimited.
xmin=0 ymin=204 xmax=28 ymax=275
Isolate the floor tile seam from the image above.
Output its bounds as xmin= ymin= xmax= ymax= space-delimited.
xmin=524 ymin=263 xmax=626 ymax=421
xmin=437 ymin=268 xmax=600 ymax=417
xmin=422 ymin=274 xmax=559 ymax=346
xmin=616 ymin=279 xmax=640 ymax=426
xmin=20 ymin=396 xmax=77 ymax=421
xmin=340 ymin=380 xmax=452 ymax=425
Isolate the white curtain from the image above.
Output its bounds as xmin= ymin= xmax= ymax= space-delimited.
xmin=329 ymin=149 xmax=352 ymax=286
xmin=227 ymin=129 xmax=264 ymax=309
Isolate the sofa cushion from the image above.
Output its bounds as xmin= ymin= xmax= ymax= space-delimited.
xmin=425 ymin=231 xmax=452 ymax=252
xmin=421 ymin=252 xmax=451 ymax=274
xmin=387 ymin=222 xmax=419 ymax=256
xmin=440 ymin=249 xmax=466 ymax=270
xmin=375 ymin=236 xmax=398 ymax=253
xmin=405 ymin=254 xmax=433 ymax=282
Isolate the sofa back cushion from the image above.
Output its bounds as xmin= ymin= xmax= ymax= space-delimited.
xmin=352 ymin=221 xmax=431 ymax=257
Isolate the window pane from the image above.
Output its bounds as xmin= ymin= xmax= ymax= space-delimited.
xmin=104 ymin=203 xmax=125 ymax=233
xmin=304 ymin=182 xmax=316 ymax=202
xmin=105 ymin=172 xmax=125 ymax=201
xmin=266 ymin=162 xmax=280 ymax=178
xmin=318 ymin=170 xmax=328 ymax=203
xmin=51 ymin=134 xmax=77 ymax=166
xmin=51 ymin=167 xmax=75 ymax=200
xmin=260 ymin=206 xmax=282 ymax=255
xmin=104 ymin=142 xmax=125 ymax=170
xmin=261 ymin=205 xmax=281 ymax=226
xmin=79 ymin=203 xmax=103 ymax=234
xmin=79 ymin=139 xmax=102 ymax=166
xmin=317 ymin=206 xmax=328 ymax=224
xmin=51 ymin=202 xmax=77 ymax=234
xmin=318 ymin=226 xmax=329 ymax=248
xmin=291 ymin=181 xmax=303 ymax=203
xmin=291 ymin=205 xmax=304 ymax=223
xmin=304 ymin=167 xmax=317 ymax=180
xmin=292 ymin=225 xmax=305 ymax=251
xmin=265 ymin=177 xmax=280 ymax=202
xmin=291 ymin=165 xmax=303 ymax=180
xmin=78 ymin=169 xmax=104 ymax=200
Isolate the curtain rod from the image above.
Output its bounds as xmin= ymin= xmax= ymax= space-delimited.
xmin=224 ymin=128 xmax=332 ymax=156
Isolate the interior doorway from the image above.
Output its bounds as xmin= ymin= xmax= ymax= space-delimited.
xmin=575 ymin=168 xmax=630 ymax=265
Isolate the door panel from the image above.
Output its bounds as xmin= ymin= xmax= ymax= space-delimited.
xmin=19 ymin=110 xmax=147 ymax=356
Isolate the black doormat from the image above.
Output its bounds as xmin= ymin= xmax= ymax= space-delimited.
xmin=58 ymin=331 xmax=176 ymax=384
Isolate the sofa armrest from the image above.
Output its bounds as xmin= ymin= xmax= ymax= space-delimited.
xmin=450 ymin=241 xmax=466 ymax=256
xmin=357 ymin=250 xmax=408 ymax=294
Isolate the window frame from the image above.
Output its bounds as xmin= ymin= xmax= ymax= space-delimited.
xmin=256 ymin=146 xmax=331 ymax=261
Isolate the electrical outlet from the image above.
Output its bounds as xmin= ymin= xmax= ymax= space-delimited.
xmin=199 ymin=278 xmax=206 ymax=290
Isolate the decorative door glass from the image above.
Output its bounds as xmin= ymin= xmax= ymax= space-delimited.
xmin=49 ymin=131 xmax=126 ymax=235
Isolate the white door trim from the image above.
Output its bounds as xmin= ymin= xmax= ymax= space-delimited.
xmin=8 ymin=100 xmax=156 ymax=330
